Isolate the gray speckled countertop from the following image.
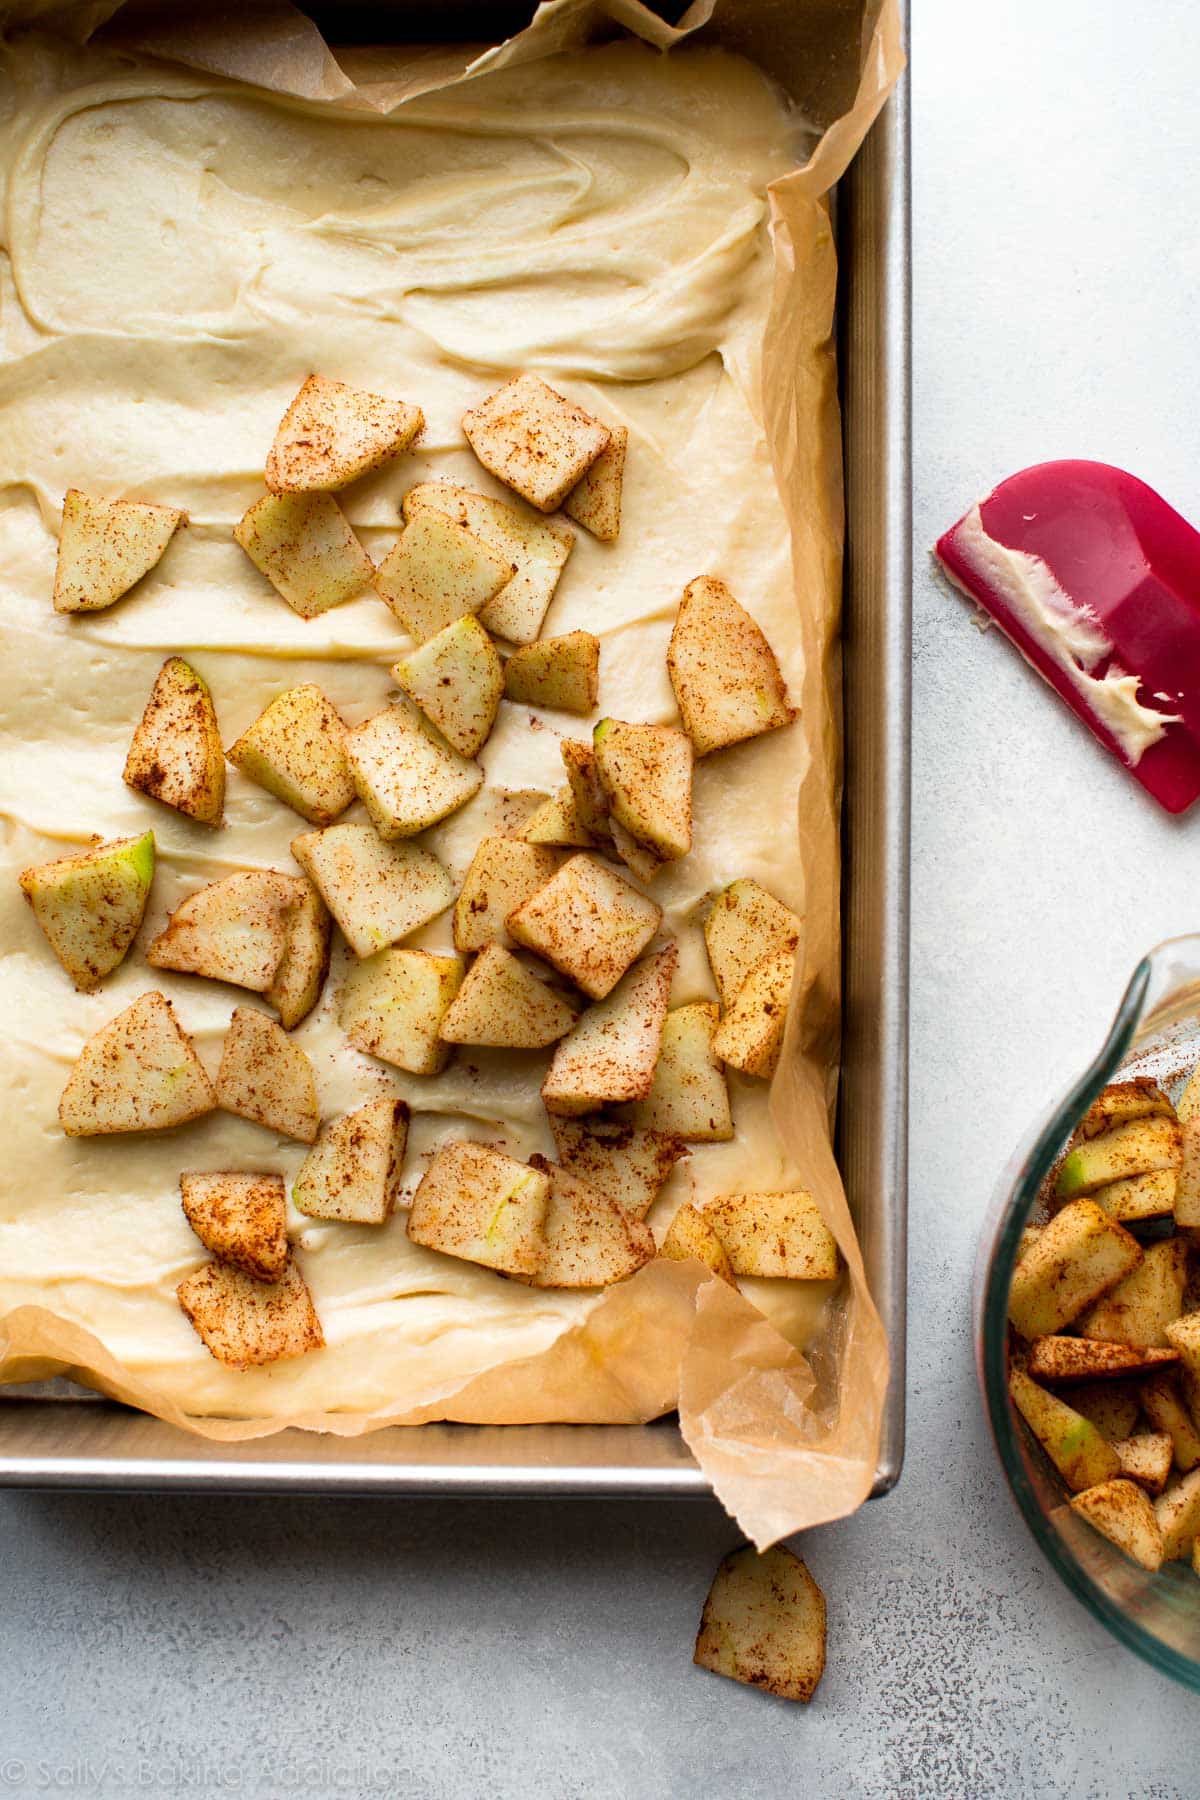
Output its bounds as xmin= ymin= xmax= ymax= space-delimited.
xmin=5 ymin=4 xmax=1200 ymax=1794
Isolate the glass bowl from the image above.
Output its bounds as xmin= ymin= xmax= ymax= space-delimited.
xmin=975 ymin=933 xmax=1200 ymax=1688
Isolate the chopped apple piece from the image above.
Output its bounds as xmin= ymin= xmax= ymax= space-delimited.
xmin=632 ymin=1001 xmax=732 ymax=1142
xmin=1070 ymin=1479 xmax=1165 ymax=1571
xmin=712 ymin=947 xmax=794 ymax=1082
xmin=346 ymin=706 xmax=484 ymax=840
xmin=548 ymin=1117 xmax=687 ymax=1219
xmin=291 ymin=824 xmax=453 ymax=959
xmin=519 ymin=788 xmax=595 ymax=848
xmin=1140 ymin=1370 xmax=1200 ymax=1472
xmin=1091 ymin=1170 xmax=1178 ymax=1222
xmin=1078 ymin=1079 xmax=1176 ymax=1139
xmin=438 ymin=945 xmax=575 ymax=1048
xmin=59 ymin=991 xmax=216 ymax=1137
xmin=507 ymin=852 xmax=661 ymax=1000
xmin=264 ymin=876 xmax=331 ymax=1029
xmin=177 ymin=1256 xmax=323 ymax=1370
xmin=1007 ymin=1198 xmax=1142 ymax=1339
xmin=1178 ymin=1061 xmax=1200 ymax=1124
xmin=124 ymin=656 xmax=225 ymax=825
xmin=216 ymin=1006 xmax=320 ymax=1143
xmin=1078 ymin=1239 xmax=1188 ymax=1347
xmin=1154 ymin=1466 xmax=1200 ymax=1559
xmin=1057 ymin=1115 xmax=1182 ymax=1198
xmin=1026 ymin=1337 xmax=1178 ymax=1382
xmin=542 ymin=945 xmax=677 ymax=1116
xmin=462 ymin=374 xmax=609 ymax=513
xmin=19 ymin=829 xmax=155 ymax=991
xmin=180 ymin=1171 xmax=288 ymax=1282
xmin=668 ymin=577 xmax=796 ymax=757
xmin=503 ymin=632 xmax=599 ymax=715
xmin=392 ymin=615 xmax=503 ymax=758
xmin=701 ymin=1190 xmax=839 ymax=1280
xmin=609 ymin=817 xmax=662 ymax=884
xmin=53 ymin=489 xmax=184 ymax=615
xmin=521 ymin=1156 xmax=655 ymax=1288
xmin=407 ymin=1141 xmax=550 ymax=1276
xmin=1017 ymin=1224 xmax=1044 ymax=1263
xmin=564 ymin=423 xmax=627 ymax=541
xmin=1009 ymin=1366 xmax=1122 ymax=1492
xmin=1166 ymin=1309 xmax=1200 ymax=1376
xmin=234 ymin=492 xmax=373 ymax=618
xmin=453 ymin=838 xmax=564 ymax=952
xmin=226 ymin=684 xmax=353 ymax=825
xmin=339 ymin=948 xmax=463 ymax=1075
xmin=560 ymin=740 xmax=611 ymax=844
xmin=1174 ymin=1117 xmax=1200 ymax=1231
xmin=593 ymin=719 xmax=693 ymax=862
xmin=694 ymin=1545 xmax=826 ymax=1705
xmin=374 ymin=512 xmax=512 ymax=643
xmin=704 ymin=879 xmax=802 ymax=1009
xmin=402 ymin=481 xmax=573 ymax=646
xmin=660 ymin=1203 xmax=736 ymax=1286
xmin=1114 ymin=1433 xmax=1174 ymax=1495
xmin=266 ymin=374 xmax=423 ymax=493
xmin=147 ymin=870 xmax=298 ymax=992
xmin=1058 ymin=1381 xmax=1140 ymax=1441
xmin=293 ymin=1096 xmax=409 ymax=1226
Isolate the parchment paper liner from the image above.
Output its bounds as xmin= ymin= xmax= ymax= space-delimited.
xmin=0 ymin=0 xmax=904 ymax=1546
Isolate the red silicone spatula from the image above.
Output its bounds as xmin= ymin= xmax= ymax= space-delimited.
xmin=937 ymin=460 xmax=1200 ymax=813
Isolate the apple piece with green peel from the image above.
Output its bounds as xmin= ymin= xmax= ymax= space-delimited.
xmin=1140 ymin=1370 xmax=1200 ymax=1472
xmin=1009 ymin=1366 xmax=1122 ymax=1492
xmin=548 ymin=1116 xmax=687 ymax=1219
xmin=711 ymin=947 xmax=794 ymax=1081
xmin=339 ymin=948 xmax=464 ymax=1075
xmin=503 ymin=632 xmax=599 ymax=715
xmin=216 ymin=1006 xmax=320 ymax=1143
xmin=506 ymin=852 xmax=661 ymax=1000
xmin=517 ymin=1156 xmax=655 ymax=1288
xmin=1078 ymin=1078 xmax=1176 ymax=1139
xmin=1058 ymin=1380 xmax=1140 ymax=1441
xmin=265 ymin=876 xmax=332 ymax=1030
xmin=407 ymin=1140 xmax=550 ymax=1276
xmin=1091 ymin=1169 xmax=1177 ymax=1222
xmin=234 ymin=492 xmax=374 ymax=619
xmin=542 ymin=945 xmax=676 ymax=1116
xmin=177 ymin=1256 xmax=323 ymax=1370
xmin=227 ymin=684 xmax=354 ymax=826
xmin=392 ymin=615 xmax=504 ymax=759
xmin=462 ymin=374 xmax=609 ymax=513
xmin=563 ymin=424 xmax=627 ymax=542
xmin=452 ymin=838 xmax=564 ymax=952
xmin=124 ymin=656 xmax=225 ymax=825
xmin=438 ymin=945 xmax=575 ymax=1049
xmin=704 ymin=879 xmax=802 ymax=1009
xmin=1070 ymin=1479 xmax=1165 ymax=1571
xmin=402 ymin=481 xmax=573 ymax=646
xmin=1114 ymin=1433 xmax=1174 ymax=1494
xmin=660 ymin=1202 xmax=736 ymax=1286
xmin=701 ymin=1190 xmax=839 ymax=1280
xmin=19 ymin=830 xmax=155 ymax=991
xmin=147 ymin=870 xmax=298 ymax=993
xmin=1057 ymin=1115 xmax=1182 ymax=1199
xmin=1026 ymin=1336 xmax=1178 ymax=1382
xmin=1154 ymin=1466 xmax=1200 ymax=1559
xmin=593 ymin=718 xmax=693 ymax=863
xmin=53 ymin=489 xmax=185 ymax=615
xmin=180 ymin=1171 xmax=288 ymax=1282
xmin=520 ymin=787 xmax=595 ymax=848
xmin=266 ymin=374 xmax=423 ymax=493
xmin=58 ymin=991 xmax=216 ymax=1136
xmin=668 ymin=577 xmax=796 ymax=757
xmin=293 ymin=1096 xmax=409 ymax=1226
xmin=694 ymin=1545 xmax=826 ymax=1705
xmin=291 ymin=824 xmax=453 ymax=960
xmin=375 ymin=512 xmax=512 ymax=643
xmin=560 ymin=740 xmax=611 ymax=844
xmin=346 ymin=705 xmax=484 ymax=841
xmin=1078 ymin=1238 xmax=1188 ymax=1346
xmin=1007 ymin=1198 xmax=1142 ymax=1339
xmin=632 ymin=1001 xmax=732 ymax=1142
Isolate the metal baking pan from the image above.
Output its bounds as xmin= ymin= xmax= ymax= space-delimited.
xmin=0 ymin=10 xmax=910 ymax=1498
